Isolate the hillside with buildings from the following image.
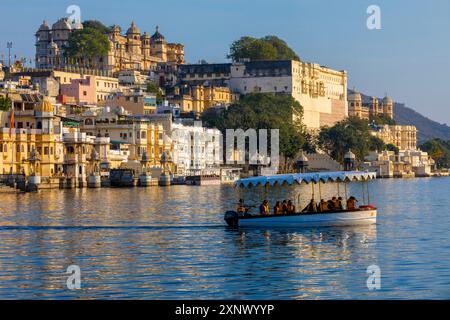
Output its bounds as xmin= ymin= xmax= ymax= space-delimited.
xmin=355 ymin=91 xmax=450 ymax=143
xmin=394 ymin=103 xmax=450 ymax=144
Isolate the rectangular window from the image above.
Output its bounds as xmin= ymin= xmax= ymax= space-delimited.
xmin=44 ymin=147 xmax=49 ymax=155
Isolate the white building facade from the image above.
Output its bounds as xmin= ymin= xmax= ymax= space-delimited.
xmin=171 ymin=122 xmax=221 ymax=176
xmin=229 ymin=60 xmax=348 ymax=129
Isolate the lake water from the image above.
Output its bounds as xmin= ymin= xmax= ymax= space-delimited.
xmin=0 ymin=177 xmax=449 ymax=299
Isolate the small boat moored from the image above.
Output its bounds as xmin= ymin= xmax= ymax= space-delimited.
xmin=225 ymin=171 xmax=378 ymax=228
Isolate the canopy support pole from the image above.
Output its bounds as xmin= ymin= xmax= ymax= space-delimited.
xmin=344 ymin=182 xmax=348 ymax=201
xmin=367 ymin=180 xmax=371 ymax=205
xmin=361 ymin=182 xmax=366 ymax=205
xmin=337 ymin=182 xmax=341 ymax=198
xmin=318 ymin=181 xmax=322 ymax=200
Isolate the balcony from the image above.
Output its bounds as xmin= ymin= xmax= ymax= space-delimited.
xmin=64 ymin=154 xmax=87 ymax=163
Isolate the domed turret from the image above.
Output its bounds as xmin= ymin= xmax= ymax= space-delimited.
xmin=151 ymin=26 xmax=166 ymax=43
xmin=52 ymin=18 xmax=72 ymax=31
xmin=37 ymin=20 xmax=50 ymax=32
xmin=348 ymin=91 xmax=362 ymax=102
xmin=382 ymin=96 xmax=393 ymax=104
xmin=345 ymin=149 xmax=356 ymax=160
xmin=127 ymin=21 xmax=141 ymax=36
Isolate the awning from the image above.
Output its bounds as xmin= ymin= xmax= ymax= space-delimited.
xmin=235 ymin=171 xmax=377 ymax=188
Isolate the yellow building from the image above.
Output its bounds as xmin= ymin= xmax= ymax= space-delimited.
xmin=167 ymin=85 xmax=232 ymax=113
xmin=348 ymin=90 xmax=394 ymax=120
xmin=370 ymin=124 xmax=417 ymax=150
xmin=35 ymin=19 xmax=185 ymax=72
xmin=0 ymin=97 xmax=64 ymax=176
xmin=77 ymin=109 xmax=168 ymax=167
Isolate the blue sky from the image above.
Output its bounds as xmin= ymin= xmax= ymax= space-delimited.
xmin=1 ymin=0 xmax=449 ymax=124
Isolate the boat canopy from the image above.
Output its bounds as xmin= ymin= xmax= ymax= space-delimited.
xmin=235 ymin=171 xmax=377 ymax=188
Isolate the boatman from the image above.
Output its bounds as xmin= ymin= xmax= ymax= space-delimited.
xmin=259 ymin=200 xmax=270 ymax=215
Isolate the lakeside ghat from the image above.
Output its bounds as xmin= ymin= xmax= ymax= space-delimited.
xmin=0 ymin=177 xmax=449 ymax=299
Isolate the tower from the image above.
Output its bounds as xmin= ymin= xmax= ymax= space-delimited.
xmin=34 ymin=97 xmax=54 ymax=134
xmin=151 ymin=26 xmax=167 ymax=61
xmin=51 ymin=18 xmax=72 ymax=63
xmin=370 ymin=97 xmax=379 ymax=116
xmin=348 ymin=90 xmax=363 ymax=118
xmin=35 ymin=21 xmax=51 ymax=68
xmin=382 ymin=96 xmax=394 ymax=119
xmin=141 ymin=32 xmax=151 ymax=57
xmin=126 ymin=21 xmax=142 ymax=56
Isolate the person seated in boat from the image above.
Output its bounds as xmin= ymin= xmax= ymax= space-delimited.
xmin=336 ymin=197 xmax=344 ymax=210
xmin=347 ymin=196 xmax=359 ymax=211
xmin=281 ymin=200 xmax=288 ymax=214
xmin=237 ymin=199 xmax=247 ymax=214
xmin=302 ymin=199 xmax=317 ymax=213
xmin=319 ymin=199 xmax=330 ymax=212
xmin=327 ymin=199 xmax=335 ymax=211
xmin=274 ymin=201 xmax=283 ymax=215
xmin=286 ymin=200 xmax=296 ymax=214
xmin=259 ymin=200 xmax=270 ymax=215
xmin=330 ymin=197 xmax=340 ymax=210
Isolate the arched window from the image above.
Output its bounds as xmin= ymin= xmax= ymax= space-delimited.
xmin=85 ymin=118 xmax=94 ymax=125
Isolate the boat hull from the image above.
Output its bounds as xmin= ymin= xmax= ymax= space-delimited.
xmin=234 ymin=209 xmax=377 ymax=228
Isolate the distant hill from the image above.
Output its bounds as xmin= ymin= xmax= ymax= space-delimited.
xmin=394 ymin=103 xmax=450 ymax=144
xmin=354 ymin=91 xmax=450 ymax=144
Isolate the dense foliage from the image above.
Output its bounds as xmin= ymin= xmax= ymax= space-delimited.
xmin=386 ymin=143 xmax=399 ymax=154
xmin=82 ymin=20 xmax=112 ymax=34
xmin=146 ymin=81 xmax=163 ymax=103
xmin=228 ymin=36 xmax=300 ymax=61
xmin=64 ymin=21 xmax=110 ymax=65
xmin=369 ymin=114 xmax=396 ymax=125
xmin=201 ymin=93 xmax=307 ymax=162
xmin=419 ymin=139 xmax=450 ymax=168
xmin=318 ymin=117 xmax=386 ymax=163
xmin=0 ymin=95 xmax=12 ymax=111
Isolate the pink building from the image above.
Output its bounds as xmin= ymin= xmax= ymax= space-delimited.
xmin=60 ymin=76 xmax=97 ymax=105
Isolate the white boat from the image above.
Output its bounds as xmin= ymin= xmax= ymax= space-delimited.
xmin=224 ymin=171 xmax=378 ymax=228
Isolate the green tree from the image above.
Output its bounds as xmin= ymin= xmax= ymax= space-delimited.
xmin=319 ymin=117 xmax=381 ymax=163
xmin=369 ymin=114 xmax=396 ymax=125
xmin=228 ymin=35 xmax=300 ymax=61
xmin=146 ymin=81 xmax=163 ymax=104
xmin=419 ymin=139 xmax=450 ymax=168
xmin=368 ymin=136 xmax=386 ymax=152
xmin=82 ymin=20 xmax=111 ymax=34
xmin=0 ymin=95 xmax=12 ymax=111
xmin=201 ymin=93 xmax=306 ymax=164
xmin=64 ymin=27 xmax=110 ymax=66
xmin=386 ymin=143 xmax=399 ymax=154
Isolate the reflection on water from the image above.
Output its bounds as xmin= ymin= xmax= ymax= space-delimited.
xmin=0 ymin=178 xmax=449 ymax=299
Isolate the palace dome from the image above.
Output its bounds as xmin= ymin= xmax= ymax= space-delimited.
xmin=38 ymin=20 xmax=50 ymax=32
xmin=348 ymin=91 xmax=362 ymax=101
xmin=52 ymin=18 xmax=72 ymax=31
xmin=127 ymin=21 xmax=141 ymax=35
xmin=35 ymin=97 xmax=54 ymax=113
xmin=382 ymin=96 xmax=393 ymax=104
xmin=151 ymin=26 xmax=165 ymax=42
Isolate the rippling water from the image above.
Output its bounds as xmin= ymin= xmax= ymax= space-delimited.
xmin=0 ymin=177 xmax=449 ymax=299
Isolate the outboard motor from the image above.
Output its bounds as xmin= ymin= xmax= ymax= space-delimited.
xmin=224 ymin=211 xmax=239 ymax=228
